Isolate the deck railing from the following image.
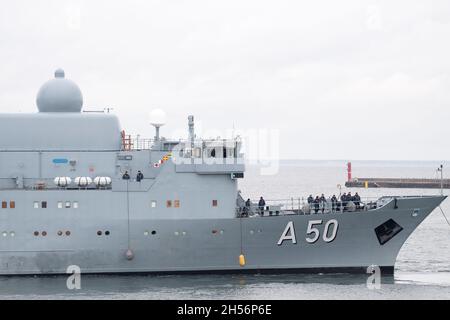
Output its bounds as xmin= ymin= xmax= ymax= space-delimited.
xmin=236 ymin=196 xmax=394 ymax=217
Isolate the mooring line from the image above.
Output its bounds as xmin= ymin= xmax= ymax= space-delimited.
xmin=439 ymin=206 xmax=450 ymax=228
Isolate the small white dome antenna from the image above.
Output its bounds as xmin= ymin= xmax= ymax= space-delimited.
xmin=149 ymin=108 xmax=167 ymax=141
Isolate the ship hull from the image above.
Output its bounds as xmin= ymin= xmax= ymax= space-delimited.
xmin=0 ymin=195 xmax=444 ymax=276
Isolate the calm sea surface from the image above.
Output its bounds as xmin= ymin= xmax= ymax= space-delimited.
xmin=1 ymin=160 xmax=449 ymax=300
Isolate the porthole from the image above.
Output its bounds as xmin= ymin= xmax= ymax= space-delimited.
xmin=57 ymin=231 xmax=63 ymax=236
xmin=174 ymin=231 xmax=179 ymax=236
xmin=34 ymin=231 xmax=39 ymax=236
xmin=66 ymin=231 xmax=71 ymax=236
xmin=220 ymin=230 xmax=224 ymax=235
xmin=10 ymin=232 xmax=15 ymax=237
xmin=144 ymin=231 xmax=149 ymax=236
xmin=105 ymin=231 xmax=110 ymax=236
xmin=97 ymin=231 xmax=102 ymax=236
xmin=250 ymin=230 xmax=254 ymax=235
xmin=182 ymin=231 xmax=187 ymax=236
xmin=42 ymin=231 xmax=47 ymax=237
xmin=2 ymin=231 xmax=7 ymax=237
xmin=212 ymin=229 xmax=218 ymax=234
xmin=151 ymin=230 xmax=157 ymax=235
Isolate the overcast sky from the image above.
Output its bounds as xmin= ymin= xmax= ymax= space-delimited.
xmin=1 ymin=0 xmax=450 ymax=160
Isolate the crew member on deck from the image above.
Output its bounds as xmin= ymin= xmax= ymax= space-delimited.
xmin=340 ymin=193 xmax=347 ymax=212
xmin=136 ymin=170 xmax=144 ymax=182
xmin=243 ymin=198 xmax=251 ymax=217
xmin=122 ymin=171 xmax=130 ymax=180
xmin=258 ymin=197 xmax=266 ymax=217
xmin=313 ymin=196 xmax=320 ymax=214
xmin=354 ymin=192 xmax=361 ymax=209
xmin=331 ymin=194 xmax=337 ymax=212
xmin=319 ymin=194 xmax=327 ymax=213
xmin=307 ymin=195 xmax=314 ymax=204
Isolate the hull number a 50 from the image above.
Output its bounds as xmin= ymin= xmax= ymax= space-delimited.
xmin=277 ymin=220 xmax=339 ymax=245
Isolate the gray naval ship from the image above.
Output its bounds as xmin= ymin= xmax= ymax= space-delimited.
xmin=0 ymin=69 xmax=446 ymax=275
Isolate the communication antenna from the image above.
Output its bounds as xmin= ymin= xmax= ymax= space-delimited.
xmin=437 ymin=164 xmax=444 ymax=196
xmin=149 ymin=109 xmax=167 ymax=141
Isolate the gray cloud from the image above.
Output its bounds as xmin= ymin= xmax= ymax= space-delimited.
xmin=1 ymin=0 xmax=449 ymax=160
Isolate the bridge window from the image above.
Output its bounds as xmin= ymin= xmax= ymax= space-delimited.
xmin=41 ymin=201 xmax=47 ymax=209
xmin=151 ymin=200 xmax=157 ymax=208
xmin=57 ymin=202 xmax=63 ymax=209
xmin=10 ymin=201 xmax=15 ymax=209
xmin=166 ymin=200 xmax=172 ymax=208
xmin=174 ymin=200 xmax=180 ymax=208
xmin=212 ymin=200 xmax=218 ymax=207
xmin=34 ymin=202 xmax=39 ymax=209
xmin=73 ymin=202 xmax=79 ymax=209
xmin=2 ymin=201 xmax=7 ymax=209
xmin=65 ymin=201 xmax=71 ymax=208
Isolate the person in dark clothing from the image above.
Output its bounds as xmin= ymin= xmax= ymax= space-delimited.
xmin=313 ymin=196 xmax=320 ymax=214
xmin=348 ymin=192 xmax=353 ymax=202
xmin=258 ymin=197 xmax=266 ymax=217
xmin=340 ymin=193 xmax=347 ymax=212
xmin=331 ymin=194 xmax=337 ymax=212
xmin=122 ymin=171 xmax=130 ymax=180
xmin=243 ymin=198 xmax=251 ymax=217
xmin=354 ymin=192 xmax=361 ymax=210
xmin=136 ymin=170 xmax=144 ymax=182
xmin=307 ymin=195 xmax=314 ymax=214
xmin=319 ymin=194 xmax=327 ymax=213
xmin=241 ymin=199 xmax=250 ymax=217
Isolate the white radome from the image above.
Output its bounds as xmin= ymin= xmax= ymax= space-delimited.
xmin=54 ymin=177 xmax=72 ymax=187
xmin=149 ymin=109 xmax=167 ymax=127
xmin=94 ymin=176 xmax=112 ymax=187
xmin=75 ymin=177 xmax=92 ymax=187
xmin=36 ymin=69 xmax=83 ymax=113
